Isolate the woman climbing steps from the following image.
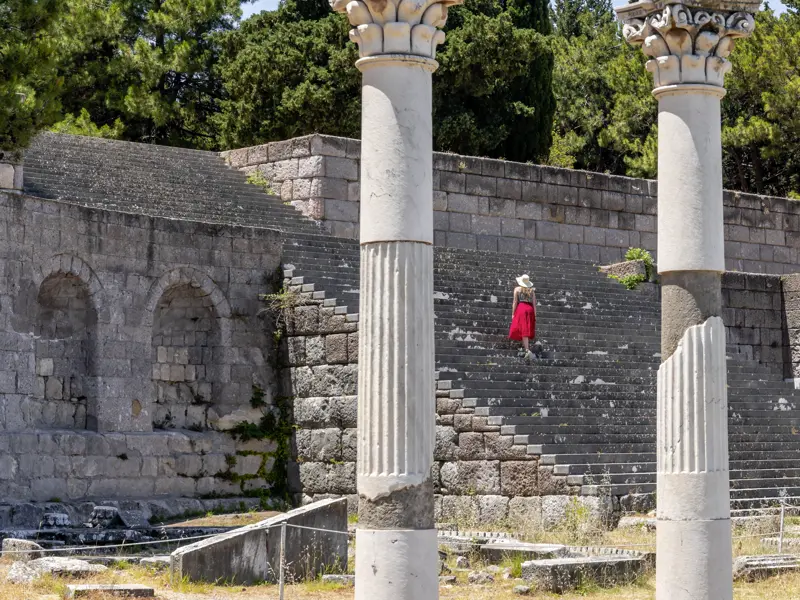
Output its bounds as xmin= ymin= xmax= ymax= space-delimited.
xmin=509 ymin=274 xmax=537 ymax=361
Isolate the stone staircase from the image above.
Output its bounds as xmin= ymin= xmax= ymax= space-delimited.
xmin=22 ymin=133 xmax=324 ymax=234
xmin=280 ymin=234 xmax=800 ymax=511
xmin=21 ymin=133 xmax=800 ymax=511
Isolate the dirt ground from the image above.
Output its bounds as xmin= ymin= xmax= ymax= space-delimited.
xmin=2 ymin=557 xmax=799 ymax=600
xmin=2 ymin=517 xmax=798 ymax=599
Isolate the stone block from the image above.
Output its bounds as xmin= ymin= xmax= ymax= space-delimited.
xmin=311 ymin=135 xmax=348 ymax=157
xmin=501 ymin=461 xmax=538 ymax=496
xmin=465 ymin=175 xmax=497 ymax=196
xmin=501 ymin=218 xmax=524 ymax=238
xmin=441 ymin=495 xmax=479 ymax=525
xmin=457 ymin=432 xmax=485 ymax=460
xmin=439 ymin=171 xmax=465 ymax=193
xmin=448 ymin=194 xmax=480 ymax=214
xmin=171 ymin=498 xmax=348 ymax=585
xmin=440 ymin=461 xmax=500 ymax=496
xmin=65 ymin=584 xmax=155 ymax=598
xmin=449 ymin=212 xmax=471 ymax=233
xmin=472 ymin=215 xmax=502 ymax=236
xmin=324 ymin=199 xmax=358 ymax=222
xmin=325 ymin=333 xmax=349 ymax=364
xmin=521 ymin=555 xmax=646 ymax=593
xmin=435 ymin=426 xmax=458 ymax=461
xmin=496 ymin=179 xmax=522 ymax=201
xmin=295 ymin=428 xmax=342 ymax=462
xmin=305 ymin=336 xmax=326 ymax=366
xmin=477 ymin=495 xmax=509 ymax=525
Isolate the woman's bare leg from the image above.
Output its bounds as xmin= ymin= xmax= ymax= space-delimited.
xmin=522 ymin=337 xmax=529 ymax=351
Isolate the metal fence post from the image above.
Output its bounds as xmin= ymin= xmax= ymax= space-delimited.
xmin=279 ymin=521 xmax=287 ymax=600
xmin=779 ymin=504 xmax=786 ymax=555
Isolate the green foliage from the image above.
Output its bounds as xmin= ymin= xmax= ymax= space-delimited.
xmin=51 ymin=108 xmax=123 ymax=139
xmin=55 ymin=0 xmax=242 ymax=148
xmin=246 ymin=169 xmax=277 ymax=195
xmin=216 ymin=0 xmax=555 ymax=163
xmin=624 ymin=247 xmax=655 ymax=280
xmin=260 ymin=286 xmax=305 ymax=329
xmin=722 ymin=8 xmax=800 ymax=197
xmin=548 ymin=12 xmax=656 ymax=176
xmin=214 ymin=9 xmax=360 ymax=150
xmin=549 ymin=4 xmax=800 ymax=196
xmin=228 ymin=395 xmax=294 ymax=504
xmin=250 ymin=384 xmax=267 ymax=409
xmin=434 ymin=8 xmax=555 ymax=162
xmin=610 ymin=273 xmax=647 ymax=290
xmin=0 ymin=0 xmax=64 ymax=153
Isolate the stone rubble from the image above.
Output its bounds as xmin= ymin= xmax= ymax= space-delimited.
xmin=732 ymin=555 xmax=800 ymax=582
xmin=1 ymin=538 xmax=44 ymax=561
xmin=321 ymin=574 xmax=355 ymax=586
xmin=65 ymin=584 xmax=155 ymax=598
xmin=467 ymin=570 xmax=495 ymax=584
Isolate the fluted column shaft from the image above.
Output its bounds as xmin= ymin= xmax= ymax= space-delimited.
xmin=615 ymin=2 xmax=757 ymax=598
xmin=355 ymin=56 xmax=437 ymax=600
xmin=329 ymin=0 xmax=460 ymax=597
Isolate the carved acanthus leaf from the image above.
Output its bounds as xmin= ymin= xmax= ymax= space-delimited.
xmin=330 ymin=0 xmax=462 ymax=59
xmin=619 ymin=3 xmax=755 ymax=87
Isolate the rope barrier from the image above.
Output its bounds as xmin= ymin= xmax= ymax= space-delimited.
xmin=0 ymin=532 xmax=219 ymax=555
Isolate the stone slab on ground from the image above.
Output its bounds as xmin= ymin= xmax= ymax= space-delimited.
xmin=733 ymin=555 xmax=800 ymax=581
xmin=64 ymin=584 xmax=155 ymax=598
xmin=480 ymin=541 xmax=569 ymax=563
xmin=321 ymin=574 xmax=354 ymax=586
xmin=521 ymin=555 xmax=646 ymax=593
xmin=170 ymin=498 xmax=347 ymax=585
xmin=2 ymin=537 xmax=44 ymax=560
xmin=139 ymin=556 xmax=170 ymax=570
xmin=617 ymin=516 xmax=656 ymax=531
xmin=762 ymin=536 xmax=800 ymax=547
xmin=7 ymin=561 xmax=38 ymax=584
xmin=29 ymin=557 xmax=108 ymax=578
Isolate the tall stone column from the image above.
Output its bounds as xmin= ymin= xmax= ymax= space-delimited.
xmin=615 ymin=2 xmax=756 ymax=598
xmin=329 ymin=0 xmax=460 ymax=598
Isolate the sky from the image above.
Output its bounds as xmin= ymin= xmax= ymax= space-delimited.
xmin=241 ymin=0 xmax=787 ymax=19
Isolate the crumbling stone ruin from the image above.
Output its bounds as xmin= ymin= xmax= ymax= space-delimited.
xmin=0 ymin=131 xmax=798 ymax=530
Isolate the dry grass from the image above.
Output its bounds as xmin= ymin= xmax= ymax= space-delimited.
xmin=1 ymin=522 xmax=799 ymax=600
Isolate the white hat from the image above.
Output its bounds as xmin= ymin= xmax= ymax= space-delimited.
xmin=516 ymin=274 xmax=533 ymax=288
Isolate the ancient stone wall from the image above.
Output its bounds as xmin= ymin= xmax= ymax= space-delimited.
xmin=722 ymin=273 xmax=785 ymax=370
xmin=224 ymin=134 xmax=800 ymax=275
xmin=281 ymin=281 xmax=359 ymax=512
xmin=0 ymin=192 xmax=283 ymax=502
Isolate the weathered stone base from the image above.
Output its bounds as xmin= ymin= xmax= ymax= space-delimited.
xmin=434 ymin=494 xmax=620 ymax=531
xmin=0 ymin=496 xmax=264 ymax=530
xmin=522 ymin=555 xmax=647 ymax=593
xmin=0 ymin=430 xmax=276 ymax=504
xmin=170 ymin=498 xmax=347 ymax=585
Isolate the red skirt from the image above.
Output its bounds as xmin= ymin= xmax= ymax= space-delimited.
xmin=509 ymin=302 xmax=536 ymax=341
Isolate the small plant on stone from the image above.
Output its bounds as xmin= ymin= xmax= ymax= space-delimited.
xmin=624 ymin=247 xmax=655 ymax=280
xmin=250 ymin=384 xmax=267 ymax=409
xmin=610 ymin=273 xmax=647 ymax=290
xmin=260 ymin=286 xmax=306 ymax=330
xmin=246 ymin=169 xmax=276 ymax=195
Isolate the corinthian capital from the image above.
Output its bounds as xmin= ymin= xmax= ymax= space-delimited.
xmin=330 ymin=0 xmax=463 ymax=60
xmin=616 ymin=0 xmax=757 ymax=88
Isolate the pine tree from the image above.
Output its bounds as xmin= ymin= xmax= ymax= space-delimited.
xmin=55 ymin=0 xmax=241 ymax=148
xmin=0 ymin=0 xmax=64 ymax=153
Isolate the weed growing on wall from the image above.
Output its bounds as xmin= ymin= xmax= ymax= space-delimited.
xmin=226 ymin=393 xmax=295 ymax=508
xmin=624 ymin=247 xmax=655 ymax=280
xmin=610 ymin=273 xmax=647 ymax=290
xmin=245 ymin=169 xmax=276 ymax=195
